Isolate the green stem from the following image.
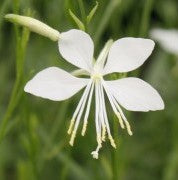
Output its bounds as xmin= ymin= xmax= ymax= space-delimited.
xmin=0 ymin=0 xmax=11 ymax=50
xmin=163 ymin=145 xmax=178 ymax=180
xmin=93 ymin=0 xmax=121 ymax=46
xmin=111 ymin=73 xmax=125 ymax=180
xmin=0 ymin=79 xmax=21 ymax=142
xmin=112 ymin=116 xmax=119 ymax=180
xmin=163 ymin=104 xmax=178 ymax=180
xmin=77 ymin=0 xmax=86 ymax=23
xmin=0 ymin=3 xmax=30 ymax=143
xmin=139 ymin=0 xmax=154 ymax=37
xmin=39 ymin=101 xmax=70 ymax=170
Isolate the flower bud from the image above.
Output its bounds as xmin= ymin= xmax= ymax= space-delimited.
xmin=5 ymin=14 xmax=60 ymax=41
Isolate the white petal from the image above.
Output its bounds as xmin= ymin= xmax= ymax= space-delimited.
xmin=103 ymin=38 xmax=155 ymax=74
xmin=150 ymin=28 xmax=178 ymax=55
xmin=105 ymin=77 xmax=164 ymax=112
xmin=58 ymin=29 xmax=94 ymax=72
xmin=24 ymin=67 xmax=89 ymax=101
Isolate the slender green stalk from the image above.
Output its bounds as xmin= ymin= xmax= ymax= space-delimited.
xmin=93 ymin=0 xmax=121 ymax=46
xmin=57 ymin=152 xmax=91 ymax=180
xmin=77 ymin=0 xmax=86 ymax=23
xmin=39 ymin=101 xmax=70 ymax=170
xmin=0 ymin=0 xmax=11 ymax=50
xmin=60 ymin=148 xmax=71 ymax=180
xmin=0 ymin=0 xmax=11 ymax=29
xmin=163 ymin=99 xmax=178 ymax=180
xmin=139 ymin=0 xmax=154 ymax=37
xmin=163 ymin=145 xmax=178 ymax=180
xmin=0 ymin=4 xmax=30 ymax=143
xmin=111 ymin=73 xmax=126 ymax=180
xmin=112 ymin=116 xmax=119 ymax=180
xmin=0 ymin=80 xmax=20 ymax=142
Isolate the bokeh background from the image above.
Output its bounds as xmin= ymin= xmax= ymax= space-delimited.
xmin=0 ymin=0 xmax=178 ymax=179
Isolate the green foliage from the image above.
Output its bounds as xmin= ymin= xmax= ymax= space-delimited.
xmin=69 ymin=9 xmax=85 ymax=31
xmin=86 ymin=1 xmax=98 ymax=25
xmin=0 ymin=0 xmax=178 ymax=180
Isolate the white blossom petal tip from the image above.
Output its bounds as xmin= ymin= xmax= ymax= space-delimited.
xmin=58 ymin=29 xmax=94 ymax=72
xmin=150 ymin=28 xmax=178 ymax=55
xmin=24 ymin=67 xmax=89 ymax=101
xmin=103 ymin=37 xmax=155 ymax=75
xmin=105 ymin=77 xmax=164 ymax=112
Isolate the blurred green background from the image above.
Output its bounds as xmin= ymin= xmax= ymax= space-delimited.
xmin=0 ymin=0 xmax=178 ymax=179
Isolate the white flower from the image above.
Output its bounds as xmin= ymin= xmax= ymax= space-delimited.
xmin=150 ymin=28 xmax=178 ymax=55
xmin=24 ymin=29 xmax=164 ymax=159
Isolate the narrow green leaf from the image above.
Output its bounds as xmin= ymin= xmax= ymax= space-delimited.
xmin=87 ymin=1 xmax=99 ymax=24
xmin=69 ymin=9 xmax=85 ymax=31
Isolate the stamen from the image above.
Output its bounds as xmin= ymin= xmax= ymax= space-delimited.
xmin=101 ymin=81 xmax=125 ymax=130
xmin=67 ymin=81 xmax=92 ymax=134
xmin=101 ymin=125 xmax=106 ymax=141
xmin=91 ymin=151 xmax=99 ymax=159
xmin=91 ymin=144 xmax=101 ymax=159
xmin=116 ymin=112 xmax=125 ymax=129
xmin=69 ymin=81 xmax=92 ymax=146
xmin=97 ymin=82 xmax=107 ymax=143
xmin=81 ymin=122 xmax=88 ymax=136
xmin=97 ymin=135 xmax=102 ymax=147
xmin=67 ymin=118 xmax=75 ymax=135
xmin=111 ymin=97 xmax=133 ymax=136
xmin=69 ymin=130 xmax=76 ymax=146
xmin=99 ymin=83 xmax=117 ymax=148
xmin=95 ymin=82 xmax=102 ymax=147
xmin=108 ymin=135 xmax=116 ymax=148
xmin=81 ymin=83 xmax=94 ymax=136
xmin=123 ymin=120 xmax=133 ymax=136
xmin=102 ymin=81 xmax=133 ymax=136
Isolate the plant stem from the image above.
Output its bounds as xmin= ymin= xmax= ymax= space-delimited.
xmin=0 ymin=2 xmax=30 ymax=143
xmin=0 ymin=79 xmax=21 ymax=142
xmin=93 ymin=0 xmax=121 ymax=46
xmin=139 ymin=0 xmax=154 ymax=37
xmin=77 ymin=0 xmax=86 ymax=23
xmin=0 ymin=0 xmax=11 ymax=50
xmin=112 ymin=116 xmax=119 ymax=180
xmin=163 ymin=105 xmax=178 ymax=180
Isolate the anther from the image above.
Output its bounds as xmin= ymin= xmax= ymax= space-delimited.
xmin=97 ymin=135 xmax=102 ymax=148
xmin=101 ymin=126 xmax=106 ymax=141
xmin=69 ymin=130 xmax=77 ymax=146
xmin=67 ymin=118 xmax=75 ymax=135
xmin=91 ymin=151 xmax=99 ymax=159
xmin=81 ymin=121 xmax=88 ymax=136
xmin=116 ymin=112 xmax=125 ymax=129
xmin=108 ymin=135 xmax=116 ymax=148
xmin=125 ymin=121 xmax=133 ymax=136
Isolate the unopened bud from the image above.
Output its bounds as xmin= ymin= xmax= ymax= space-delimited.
xmin=5 ymin=14 xmax=60 ymax=41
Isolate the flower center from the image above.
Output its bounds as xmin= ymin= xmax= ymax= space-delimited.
xmin=91 ymin=72 xmax=103 ymax=82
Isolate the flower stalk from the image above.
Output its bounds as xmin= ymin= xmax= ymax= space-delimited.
xmin=0 ymin=14 xmax=30 ymax=143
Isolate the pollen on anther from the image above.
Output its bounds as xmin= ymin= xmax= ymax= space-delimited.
xmin=67 ymin=118 xmax=75 ymax=135
xmin=125 ymin=121 xmax=133 ymax=136
xmin=91 ymin=151 xmax=99 ymax=159
xmin=101 ymin=126 xmax=106 ymax=141
xmin=116 ymin=112 xmax=125 ymax=129
xmin=69 ymin=130 xmax=76 ymax=146
xmin=81 ymin=121 xmax=88 ymax=136
xmin=108 ymin=135 xmax=116 ymax=148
